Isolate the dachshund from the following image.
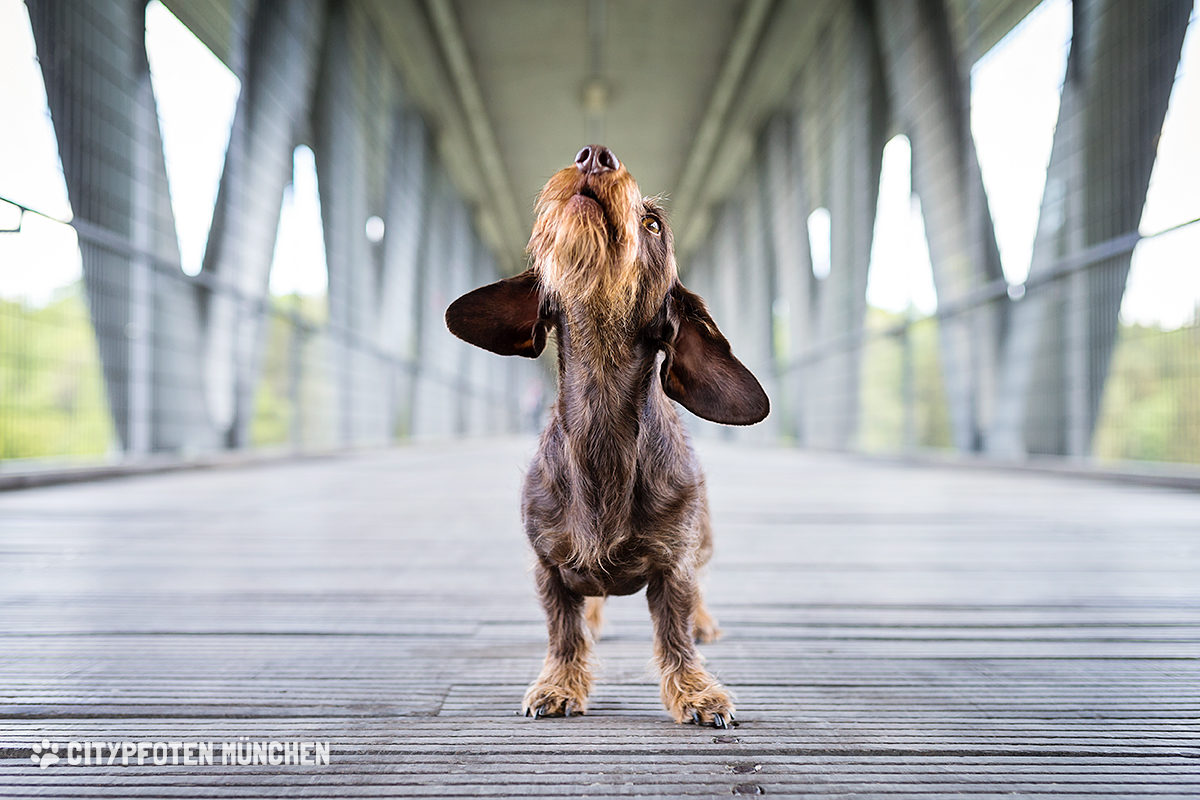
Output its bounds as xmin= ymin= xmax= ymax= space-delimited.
xmin=446 ymin=144 xmax=769 ymax=727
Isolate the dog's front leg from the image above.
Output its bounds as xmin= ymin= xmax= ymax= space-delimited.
xmin=648 ymin=568 xmax=735 ymax=728
xmin=523 ymin=558 xmax=593 ymax=718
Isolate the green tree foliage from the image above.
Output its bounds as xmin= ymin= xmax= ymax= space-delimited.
xmin=858 ymin=309 xmax=1200 ymax=463
xmin=0 ymin=288 xmax=114 ymax=460
xmin=1 ymin=287 xmax=1196 ymax=465
xmin=1094 ymin=322 xmax=1200 ymax=463
xmin=858 ymin=309 xmax=953 ymax=452
xmin=250 ymin=293 xmax=329 ymax=448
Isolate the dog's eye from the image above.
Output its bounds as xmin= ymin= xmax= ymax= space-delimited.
xmin=642 ymin=217 xmax=661 ymax=236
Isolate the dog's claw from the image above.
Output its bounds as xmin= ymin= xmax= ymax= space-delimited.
xmin=691 ymin=710 xmax=702 ymax=725
xmin=535 ymin=704 xmax=547 ymax=719
xmin=713 ymin=713 xmax=726 ymax=729
xmin=525 ymin=708 xmax=532 ymax=717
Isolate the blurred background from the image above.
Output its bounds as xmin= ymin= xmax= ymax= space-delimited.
xmin=0 ymin=0 xmax=1196 ymax=475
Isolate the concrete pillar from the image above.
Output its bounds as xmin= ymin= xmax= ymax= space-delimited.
xmin=201 ymin=0 xmax=324 ymax=448
xmin=314 ymin=0 xmax=393 ymax=446
xmin=28 ymin=0 xmax=214 ymax=455
xmin=805 ymin=1 xmax=887 ymax=450
xmin=736 ymin=167 xmax=780 ymax=442
xmin=411 ymin=170 xmax=461 ymax=438
xmin=760 ymin=114 xmax=815 ymax=443
xmin=472 ymin=249 xmax=508 ymax=436
xmin=378 ymin=109 xmax=431 ymax=438
xmin=462 ymin=241 xmax=497 ymax=437
xmin=506 ymin=355 xmax=528 ymax=436
xmin=989 ymin=0 xmax=1190 ymax=457
xmin=874 ymin=0 xmax=1007 ymax=453
xmin=678 ymin=246 xmax=715 ymax=438
xmin=447 ymin=225 xmax=476 ymax=436
xmin=685 ymin=248 xmax=708 ymax=299
xmin=709 ymin=206 xmax=744 ymax=442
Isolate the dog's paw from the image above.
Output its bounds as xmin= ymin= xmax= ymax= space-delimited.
xmin=522 ymin=682 xmax=588 ymax=718
xmin=522 ymin=659 xmax=592 ymax=719
xmin=661 ymin=669 xmax=736 ymax=728
xmin=693 ymin=605 xmax=722 ymax=644
xmin=678 ymin=688 xmax=736 ymax=729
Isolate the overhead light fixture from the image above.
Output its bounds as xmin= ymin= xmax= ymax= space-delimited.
xmin=582 ymin=77 xmax=608 ymax=115
xmin=365 ymin=215 xmax=385 ymax=243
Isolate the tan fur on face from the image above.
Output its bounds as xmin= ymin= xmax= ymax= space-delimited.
xmin=527 ymin=165 xmax=646 ymax=324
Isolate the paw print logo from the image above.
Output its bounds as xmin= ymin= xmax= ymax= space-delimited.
xmin=30 ymin=740 xmax=60 ymax=769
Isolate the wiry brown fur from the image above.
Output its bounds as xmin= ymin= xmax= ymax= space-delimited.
xmin=527 ymin=164 xmax=647 ymax=328
xmin=521 ymin=157 xmax=732 ymax=727
xmin=446 ymin=146 xmax=767 ymax=728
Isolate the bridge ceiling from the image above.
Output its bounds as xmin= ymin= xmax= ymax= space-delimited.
xmin=453 ymin=0 xmax=739 ymax=227
xmin=167 ymin=0 xmax=1038 ymax=271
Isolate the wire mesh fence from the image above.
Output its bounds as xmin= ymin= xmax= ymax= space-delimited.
xmin=0 ymin=195 xmax=519 ymax=469
xmin=1 ymin=0 xmax=1197 ymax=475
xmin=688 ymin=0 xmax=1199 ymax=469
xmin=0 ymin=0 xmax=538 ymax=472
xmin=828 ymin=221 xmax=1200 ymax=465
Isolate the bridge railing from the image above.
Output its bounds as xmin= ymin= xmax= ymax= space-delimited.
xmin=2 ymin=0 xmax=545 ymax=473
xmin=1 ymin=195 xmax=534 ymax=470
xmin=681 ymin=0 xmax=1199 ymax=472
xmin=791 ymin=221 xmax=1200 ymax=466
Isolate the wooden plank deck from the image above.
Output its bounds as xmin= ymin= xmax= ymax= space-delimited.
xmin=1 ymin=438 xmax=1198 ymax=798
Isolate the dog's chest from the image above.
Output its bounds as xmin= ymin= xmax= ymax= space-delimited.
xmin=533 ymin=473 xmax=699 ymax=590
xmin=558 ymin=562 xmax=649 ymax=597
xmin=524 ymin=417 xmax=702 ymax=587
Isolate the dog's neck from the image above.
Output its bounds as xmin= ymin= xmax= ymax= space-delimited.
xmin=550 ymin=308 xmax=666 ymax=558
xmin=554 ymin=308 xmax=658 ymax=451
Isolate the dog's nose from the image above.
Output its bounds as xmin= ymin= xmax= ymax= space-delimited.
xmin=575 ymin=145 xmax=619 ymax=175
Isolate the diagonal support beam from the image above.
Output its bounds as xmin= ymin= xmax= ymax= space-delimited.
xmin=424 ymin=0 xmax=529 ymax=268
xmin=989 ymin=0 xmax=1190 ymax=457
xmin=671 ymin=0 xmax=773 ymax=248
xmin=28 ymin=0 xmax=213 ymax=454
xmin=874 ymin=0 xmax=1007 ymax=452
xmin=201 ymin=0 xmax=325 ymax=447
xmin=760 ymin=114 xmax=816 ymax=441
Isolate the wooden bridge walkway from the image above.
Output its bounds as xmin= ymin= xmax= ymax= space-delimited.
xmin=1 ymin=438 xmax=1198 ymax=797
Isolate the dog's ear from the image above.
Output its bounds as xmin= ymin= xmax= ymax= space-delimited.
xmin=445 ymin=269 xmax=548 ymax=358
xmin=657 ymin=282 xmax=770 ymax=425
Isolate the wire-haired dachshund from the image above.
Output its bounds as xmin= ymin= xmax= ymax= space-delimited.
xmin=446 ymin=144 xmax=769 ymax=728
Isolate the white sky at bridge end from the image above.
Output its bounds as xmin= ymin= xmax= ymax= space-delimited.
xmin=0 ymin=0 xmax=1196 ymax=327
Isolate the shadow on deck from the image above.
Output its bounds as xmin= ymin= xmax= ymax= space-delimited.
xmin=1 ymin=438 xmax=1198 ymax=797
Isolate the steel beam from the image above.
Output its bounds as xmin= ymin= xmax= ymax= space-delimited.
xmin=874 ymin=0 xmax=1007 ymax=453
xmin=28 ymin=0 xmax=214 ymax=455
xmin=202 ymin=0 xmax=325 ymax=448
xmin=989 ymin=0 xmax=1190 ymax=457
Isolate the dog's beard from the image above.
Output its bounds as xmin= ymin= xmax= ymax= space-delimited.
xmin=529 ymin=171 xmax=642 ymax=325
xmin=542 ymin=215 xmax=638 ymax=323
